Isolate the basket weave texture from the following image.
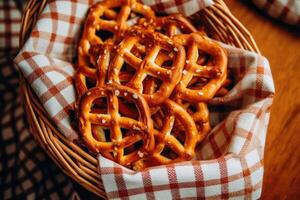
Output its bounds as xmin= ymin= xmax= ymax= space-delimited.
xmin=19 ymin=0 xmax=260 ymax=198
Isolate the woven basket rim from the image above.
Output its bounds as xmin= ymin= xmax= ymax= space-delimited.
xmin=19 ymin=0 xmax=260 ymax=198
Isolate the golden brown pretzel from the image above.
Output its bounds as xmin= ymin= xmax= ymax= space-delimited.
xmin=78 ymin=84 xmax=155 ymax=166
xmin=75 ymin=44 xmax=137 ymax=117
xmin=173 ymin=33 xmax=228 ymax=102
xmin=76 ymin=0 xmax=155 ymax=99
xmin=130 ymin=77 xmax=210 ymax=169
xmin=133 ymin=99 xmax=199 ymax=170
xmin=144 ymin=76 xmax=211 ymax=143
xmin=108 ymin=28 xmax=186 ymax=106
xmin=78 ymin=0 xmax=155 ymax=68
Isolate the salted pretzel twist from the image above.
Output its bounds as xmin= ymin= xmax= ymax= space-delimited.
xmin=78 ymin=0 xmax=155 ymax=67
xmin=75 ymin=43 xmax=139 ymax=119
xmin=76 ymin=0 xmax=155 ymax=98
xmin=133 ymin=99 xmax=199 ymax=170
xmin=173 ymin=33 xmax=228 ymax=102
xmin=108 ymin=27 xmax=186 ymax=106
xmin=78 ymin=84 xmax=155 ymax=166
xmin=136 ymin=78 xmax=211 ymax=168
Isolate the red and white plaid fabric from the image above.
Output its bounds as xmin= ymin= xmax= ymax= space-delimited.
xmin=252 ymin=0 xmax=300 ymax=25
xmin=0 ymin=0 xmax=20 ymax=50
xmin=14 ymin=0 xmax=275 ymax=199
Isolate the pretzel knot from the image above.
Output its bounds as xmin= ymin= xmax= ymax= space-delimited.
xmin=133 ymin=99 xmax=199 ymax=170
xmin=78 ymin=84 xmax=155 ymax=166
xmin=78 ymin=0 xmax=155 ymax=68
xmin=108 ymin=28 xmax=186 ymax=106
xmin=173 ymin=33 xmax=228 ymax=102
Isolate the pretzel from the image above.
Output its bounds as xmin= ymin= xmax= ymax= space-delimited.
xmin=143 ymin=16 xmax=226 ymax=103
xmin=78 ymin=0 xmax=155 ymax=68
xmin=108 ymin=28 xmax=186 ymax=106
xmin=76 ymin=0 xmax=155 ymax=98
xmin=78 ymin=84 xmax=155 ymax=166
xmin=145 ymin=76 xmax=211 ymax=140
xmin=76 ymin=44 xmax=139 ymax=118
xmin=173 ymin=33 xmax=228 ymax=102
xmin=75 ymin=43 xmax=135 ymax=95
xmin=128 ymin=77 xmax=209 ymax=169
xmin=133 ymin=99 xmax=199 ymax=170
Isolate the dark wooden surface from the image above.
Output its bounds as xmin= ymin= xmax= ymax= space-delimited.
xmin=224 ymin=1 xmax=300 ymax=199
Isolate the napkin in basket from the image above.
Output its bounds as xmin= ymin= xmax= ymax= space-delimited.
xmin=14 ymin=0 xmax=275 ymax=199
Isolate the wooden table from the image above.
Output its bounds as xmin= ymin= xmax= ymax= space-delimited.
xmin=224 ymin=1 xmax=300 ymax=199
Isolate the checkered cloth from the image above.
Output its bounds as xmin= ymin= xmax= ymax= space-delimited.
xmin=13 ymin=0 xmax=275 ymax=199
xmin=0 ymin=1 xmax=99 ymax=199
xmin=252 ymin=0 xmax=300 ymax=25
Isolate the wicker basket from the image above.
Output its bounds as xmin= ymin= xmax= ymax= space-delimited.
xmin=19 ymin=0 xmax=260 ymax=198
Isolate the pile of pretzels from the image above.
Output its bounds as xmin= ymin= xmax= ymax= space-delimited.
xmin=75 ymin=0 xmax=229 ymax=170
